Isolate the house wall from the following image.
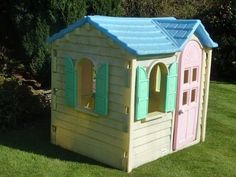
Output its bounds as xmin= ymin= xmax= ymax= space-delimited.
xmin=132 ymin=112 xmax=173 ymax=168
xmin=200 ymin=49 xmax=211 ymax=141
xmin=192 ymin=39 xmax=208 ymax=144
xmin=130 ymin=55 xmax=177 ymax=169
xmin=51 ymin=24 xmax=134 ymax=170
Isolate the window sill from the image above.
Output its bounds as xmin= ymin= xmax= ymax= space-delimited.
xmin=75 ymin=107 xmax=99 ymax=117
xmin=141 ymin=111 xmax=166 ymax=123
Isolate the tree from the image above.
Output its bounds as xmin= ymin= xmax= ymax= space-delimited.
xmin=200 ymin=0 xmax=236 ymax=80
xmin=5 ymin=0 xmax=87 ymax=86
xmin=87 ymin=0 xmax=124 ymax=16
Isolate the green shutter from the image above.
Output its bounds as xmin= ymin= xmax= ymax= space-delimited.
xmin=65 ymin=57 xmax=77 ymax=107
xmin=135 ymin=66 xmax=149 ymax=120
xmin=95 ymin=64 xmax=109 ymax=116
xmin=165 ymin=62 xmax=178 ymax=112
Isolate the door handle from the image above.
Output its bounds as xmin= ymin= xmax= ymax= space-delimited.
xmin=179 ymin=109 xmax=184 ymax=115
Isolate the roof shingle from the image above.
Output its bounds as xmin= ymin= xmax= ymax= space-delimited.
xmin=48 ymin=16 xmax=218 ymax=56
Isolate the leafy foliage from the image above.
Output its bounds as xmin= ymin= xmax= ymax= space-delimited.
xmin=87 ymin=0 xmax=124 ymax=16
xmin=200 ymin=0 xmax=236 ymax=80
xmin=2 ymin=0 xmax=125 ymax=87
xmin=5 ymin=0 xmax=87 ymax=87
xmin=122 ymin=0 xmax=236 ymax=81
xmin=0 ymin=77 xmax=49 ymax=131
xmin=122 ymin=0 xmax=214 ymax=18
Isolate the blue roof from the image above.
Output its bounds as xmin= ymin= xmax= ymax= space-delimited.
xmin=155 ymin=19 xmax=218 ymax=50
xmin=48 ymin=16 xmax=218 ymax=56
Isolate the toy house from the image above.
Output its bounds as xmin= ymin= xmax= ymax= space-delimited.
xmin=48 ymin=16 xmax=218 ymax=172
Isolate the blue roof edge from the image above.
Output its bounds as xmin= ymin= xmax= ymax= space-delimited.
xmin=152 ymin=19 xmax=180 ymax=50
xmin=195 ymin=23 xmax=218 ymax=48
xmin=47 ymin=16 xmax=179 ymax=55
xmin=86 ymin=16 xmax=180 ymax=55
xmin=177 ymin=19 xmax=218 ymax=49
xmin=47 ymin=16 xmax=88 ymax=43
xmin=86 ymin=16 xmax=139 ymax=55
xmin=47 ymin=16 xmax=144 ymax=55
xmin=47 ymin=16 xmax=176 ymax=44
xmin=47 ymin=16 xmax=218 ymax=56
xmin=178 ymin=20 xmax=202 ymax=50
xmin=156 ymin=18 xmax=218 ymax=50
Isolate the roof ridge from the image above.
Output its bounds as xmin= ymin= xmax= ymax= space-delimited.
xmin=152 ymin=19 xmax=180 ymax=49
xmin=178 ymin=20 xmax=201 ymax=50
xmin=88 ymin=15 xmax=176 ymax=20
xmin=156 ymin=19 xmax=202 ymax=49
xmin=47 ymin=16 xmax=88 ymax=42
xmin=86 ymin=16 xmax=139 ymax=55
xmin=47 ymin=16 xmax=217 ymax=55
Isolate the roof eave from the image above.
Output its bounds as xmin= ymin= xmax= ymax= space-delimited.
xmin=47 ymin=16 xmax=88 ymax=43
xmin=194 ymin=22 xmax=218 ymax=49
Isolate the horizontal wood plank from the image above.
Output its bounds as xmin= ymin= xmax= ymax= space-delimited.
xmin=133 ymin=112 xmax=172 ymax=130
xmin=133 ymin=128 xmax=171 ymax=147
xmin=56 ymin=127 xmax=124 ymax=169
xmin=54 ymin=105 xmax=125 ymax=128
xmin=53 ymin=110 xmax=127 ymax=138
xmin=133 ymin=143 xmax=170 ymax=168
xmin=133 ymin=136 xmax=171 ymax=154
xmin=54 ymin=118 xmax=126 ymax=149
xmin=133 ymin=120 xmax=172 ymax=139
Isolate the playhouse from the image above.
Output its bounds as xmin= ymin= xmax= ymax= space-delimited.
xmin=48 ymin=16 xmax=218 ymax=172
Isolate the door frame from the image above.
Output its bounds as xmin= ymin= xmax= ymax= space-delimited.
xmin=172 ymin=36 xmax=206 ymax=151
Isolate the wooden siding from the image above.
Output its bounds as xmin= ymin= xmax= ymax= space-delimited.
xmin=201 ymin=49 xmax=212 ymax=141
xmin=132 ymin=113 xmax=173 ymax=168
xmin=51 ymin=24 xmax=134 ymax=170
xmin=128 ymin=56 xmax=176 ymax=169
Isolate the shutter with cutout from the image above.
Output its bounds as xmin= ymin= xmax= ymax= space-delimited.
xmin=65 ymin=57 xmax=77 ymax=107
xmin=165 ymin=62 xmax=178 ymax=112
xmin=95 ymin=64 xmax=109 ymax=116
xmin=135 ymin=66 xmax=149 ymax=120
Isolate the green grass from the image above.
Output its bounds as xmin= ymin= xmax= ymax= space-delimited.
xmin=0 ymin=81 xmax=236 ymax=177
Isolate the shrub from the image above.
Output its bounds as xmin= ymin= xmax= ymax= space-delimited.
xmin=87 ymin=0 xmax=124 ymax=16
xmin=6 ymin=0 xmax=87 ymax=87
xmin=199 ymin=0 xmax=236 ymax=80
xmin=0 ymin=77 xmax=49 ymax=131
xmin=122 ymin=0 xmax=214 ymax=18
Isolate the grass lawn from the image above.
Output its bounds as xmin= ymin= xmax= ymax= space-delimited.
xmin=0 ymin=81 xmax=236 ymax=177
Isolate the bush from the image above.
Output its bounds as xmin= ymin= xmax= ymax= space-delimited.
xmin=122 ymin=0 xmax=214 ymax=18
xmin=199 ymin=0 xmax=236 ymax=80
xmin=5 ymin=0 xmax=87 ymax=87
xmin=87 ymin=0 xmax=124 ymax=16
xmin=0 ymin=77 xmax=49 ymax=131
xmin=2 ymin=0 xmax=126 ymax=88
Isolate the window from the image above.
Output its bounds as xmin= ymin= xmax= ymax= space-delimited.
xmin=135 ymin=62 xmax=178 ymax=120
xmin=191 ymin=89 xmax=196 ymax=102
xmin=148 ymin=63 xmax=167 ymax=113
xmin=182 ymin=91 xmax=188 ymax=105
xmin=64 ymin=57 xmax=109 ymax=116
xmin=192 ymin=68 xmax=197 ymax=82
xmin=78 ymin=59 xmax=96 ymax=110
xmin=184 ymin=69 xmax=189 ymax=84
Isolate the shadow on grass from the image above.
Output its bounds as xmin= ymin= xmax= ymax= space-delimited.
xmin=0 ymin=118 xmax=110 ymax=168
xmin=211 ymin=80 xmax=236 ymax=85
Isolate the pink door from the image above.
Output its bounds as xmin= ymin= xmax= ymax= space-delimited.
xmin=173 ymin=40 xmax=202 ymax=150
